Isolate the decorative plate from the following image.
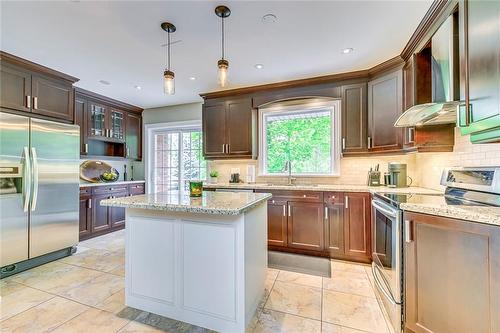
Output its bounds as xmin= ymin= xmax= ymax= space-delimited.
xmin=80 ymin=160 xmax=118 ymax=183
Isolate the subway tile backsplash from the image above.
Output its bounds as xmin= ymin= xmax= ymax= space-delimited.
xmin=209 ymin=128 xmax=500 ymax=191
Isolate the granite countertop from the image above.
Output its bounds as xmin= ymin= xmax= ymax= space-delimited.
xmin=80 ymin=180 xmax=145 ymax=188
xmin=203 ymin=183 xmax=442 ymax=195
xmin=100 ymin=191 xmax=272 ymax=216
xmin=401 ymin=203 xmax=500 ymax=227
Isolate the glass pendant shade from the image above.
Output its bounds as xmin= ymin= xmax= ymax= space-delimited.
xmin=217 ymin=59 xmax=229 ymax=88
xmin=163 ymin=70 xmax=175 ymax=95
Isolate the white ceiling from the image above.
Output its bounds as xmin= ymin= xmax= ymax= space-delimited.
xmin=1 ymin=1 xmax=432 ymax=109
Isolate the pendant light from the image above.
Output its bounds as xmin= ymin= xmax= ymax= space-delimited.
xmin=161 ymin=22 xmax=176 ymax=95
xmin=215 ymin=5 xmax=230 ymax=87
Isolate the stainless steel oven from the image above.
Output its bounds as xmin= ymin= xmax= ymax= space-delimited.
xmin=371 ymin=197 xmax=402 ymax=333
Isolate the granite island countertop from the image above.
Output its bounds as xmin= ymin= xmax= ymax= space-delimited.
xmin=100 ymin=191 xmax=272 ymax=215
xmin=401 ymin=202 xmax=500 ymax=227
xmin=79 ymin=180 xmax=145 ymax=188
xmin=204 ymin=183 xmax=442 ymax=195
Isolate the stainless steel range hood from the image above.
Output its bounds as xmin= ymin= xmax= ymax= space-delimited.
xmin=395 ymin=15 xmax=460 ymax=127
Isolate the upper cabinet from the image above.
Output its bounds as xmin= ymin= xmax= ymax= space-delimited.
xmin=459 ymin=0 xmax=500 ymax=143
xmin=202 ymin=96 xmax=257 ymax=159
xmin=368 ymin=69 xmax=404 ymax=152
xmin=341 ymin=83 xmax=368 ymax=155
xmin=0 ymin=52 xmax=77 ymax=122
xmin=75 ymin=88 xmax=143 ymax=160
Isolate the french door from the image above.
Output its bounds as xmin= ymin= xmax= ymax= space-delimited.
xmin=152 ymin=128 xmax=206 ymax=193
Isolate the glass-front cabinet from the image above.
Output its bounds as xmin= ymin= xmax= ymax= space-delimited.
xmin=110 ymin=109 xmax=125 ymax=140
xmin=89 ymin=102 xmax=107 ymax=137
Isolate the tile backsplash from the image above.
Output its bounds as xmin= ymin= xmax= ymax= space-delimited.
xmin=209 ymin=128 xmax=500 ymax=191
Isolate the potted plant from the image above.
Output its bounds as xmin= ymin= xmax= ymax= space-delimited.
xmin=209 ymin=170 xmax=219 ymax=184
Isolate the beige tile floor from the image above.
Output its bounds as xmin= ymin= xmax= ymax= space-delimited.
xmin=0 ymin=230 xmax=389 ymax=333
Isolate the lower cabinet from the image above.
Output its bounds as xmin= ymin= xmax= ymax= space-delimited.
xmin=404 ymin=212 xmax=500 ymax=333
xmin=260 ymin=189 xmax=372 ymax=263
xmin=79 ymin=183 xmax=145 ymax=241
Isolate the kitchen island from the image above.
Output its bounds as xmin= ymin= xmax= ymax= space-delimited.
xmin=100 ymin=190 xmax=271 ymax=333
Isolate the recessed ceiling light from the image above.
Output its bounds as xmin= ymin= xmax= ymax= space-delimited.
xmin=342 ymin=48 xmax=354 ymax=54
xmin=99 ymin=80 xmax=110 ymax=85
xmin=262 ymin=14 xmax=277 ymax=24
xmin=254 ymin=64 xmax=264 ymax=69
xmin=134 ymin=85 xmax=142 ymax=90
xmin=189 ymin=77 xmax=196 ymax=81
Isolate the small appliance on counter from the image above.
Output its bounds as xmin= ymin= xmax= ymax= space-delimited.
xmin=385 ymin=162 xmax=412 ymax=188
xmin=246 ymin=165 xmax=256 ymax=183
xmin=367 ymin=164 xmax=381 ymax=186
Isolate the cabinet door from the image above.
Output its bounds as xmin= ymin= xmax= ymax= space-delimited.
xmin=202 ymin=102 xmax=227 ymax=158
xmin=404 ymin=212 xmax=500 ymax=333
xmin=287 ymin=201 xmax=324 ymax=251
xmin=368 ymin=70 xmax=403 ymax=152
xmin=87 ymin=101 xmax=107 ymax=138
xmin=74 ymin=96 xmax=88 ymax=155
xmin=110 ymin=108 xmax=125 ymax=141
xmin=226 ymin=98 xmax=254 ymax=157
xmin=324 ymin=192 xmax=344 ymax=258
xmin=79 ymin=195 xmax=92 ymax=239
xmin=344 ymin=192 xmax=371 ymax=260
xmin=0 ymin=63 xmax=31 ymax=112
xmin=109 ymin=191 xmax=127 ymax=228
xmin=459 ymin=0 xmax=500 ymax=141
xmin=267 ymin=199 xmax=287 ymax=247
xmin=125 ymin=112 xmax=141 ymax=160
xmin=341 ymin=83 xmax=368 ymax=154
xmin=92 ymin=193 xmax=111 ymax=233
xmin=31 ymin=74 xmax=74 ymax=121
xmin=402 ymin=60 xmax=416 ymax=148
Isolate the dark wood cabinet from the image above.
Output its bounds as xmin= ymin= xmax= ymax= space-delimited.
xmin=125 ymin=112 xmax=142 ymax=160
xmin=0 ymin=52 xmax=77 ymax=122
xmin=459 ymin=0 xmax=500 ymax=143
xmin=31 ymin=74 xmax=74 ymax=121
xmin=343 ymin=192 xmax=371 ymax=261
xmin=202 ymin=97 xmax=256 ymax=159
xmin=0 ymin=62 xmax=31 ymax=113
xmin=79 ymin=183 xmax=145 ymax=240
xmin=368 ymin=70 xmax=403 ymax=152
xmin=75 ymin=88 xmax=143 ymax=160
xmin=404 ymin=212 xmax=500 ymax=333
xmin=341 ymin=83 xmax=368 ymax=154
xmin=324 ymin=192 xmax=344 ymax=258
xmin=287 ymin=201 xmax=324 ymax=251
xmin=267 ymin=199 xmax=288 ymax=247
xmin=79 ymin=188 xmax=92 ymax=239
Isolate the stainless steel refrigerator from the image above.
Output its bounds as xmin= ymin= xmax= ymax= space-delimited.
xmin=0 ymin=112 xmax=79 ymax=277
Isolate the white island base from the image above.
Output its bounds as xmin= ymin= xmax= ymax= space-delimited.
xmin=124 ymin=203 xmax=267 ymax=333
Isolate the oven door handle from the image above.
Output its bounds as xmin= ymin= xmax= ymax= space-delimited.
xmin=372 ymin=263 xmax=399 ymax=305
xmin=372 ymin=200 xmax=398 ymax=218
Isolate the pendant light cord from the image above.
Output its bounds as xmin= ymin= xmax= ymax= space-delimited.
xmin=167 ymin=30 xmax=171 ymax=70
xmin=221 ymin=15 xmax=225 ymax=60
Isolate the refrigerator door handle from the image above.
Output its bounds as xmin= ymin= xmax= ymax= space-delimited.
xmin=30 ymin=147 xmax=39 ymax=211
xmin=22 ymin=146 xmax=31 ymax=212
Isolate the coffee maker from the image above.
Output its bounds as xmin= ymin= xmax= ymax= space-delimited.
xmin=385 ymin=162 xmax=412 ymax=188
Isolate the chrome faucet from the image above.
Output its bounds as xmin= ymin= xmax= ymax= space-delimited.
xmin=283 ymin=161 xmax=296 ymax=186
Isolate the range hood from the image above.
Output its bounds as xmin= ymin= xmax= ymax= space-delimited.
xmin=395 ymin=15 xmax=460 ymax=127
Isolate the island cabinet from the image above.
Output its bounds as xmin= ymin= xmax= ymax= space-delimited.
xmin=459 ymin=0 xmax=500 ymax=143
xmin=404 ymin=212 xmax=500 ymax=333
xmin=74 ymin=88 xmax=143 ymax=160
xmin=79 ymin=183 xmax=145 ymax=240
xmin=202 ymin=96 xmax=257 ymax=159
xmin=368 ymin=69 xmax=404 ymax=153
xmin=0 ymin=51 xmax=77 ymax=122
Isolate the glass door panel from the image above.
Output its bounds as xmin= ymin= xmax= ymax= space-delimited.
xmin=90 ymin=103 xmax=106 ymax=137
xmin=110 ymin=110 xmax=124 ymax=140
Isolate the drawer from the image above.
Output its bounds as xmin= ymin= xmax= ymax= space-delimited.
xmin=257 ymin=190 xmax=323 ymax=203
xmin=324 ymin=192 xmax=344 ymax=205
xmin=92 ymin=185 xmax=129 ymax=195
xmin=129 ymin=183 xmax=145 ymax=195
xmin=80 ymin=187 xmax=91 ymax=196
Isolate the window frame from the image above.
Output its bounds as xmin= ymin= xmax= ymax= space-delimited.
xmin=258 ymin=99 xmax=341 ymax=177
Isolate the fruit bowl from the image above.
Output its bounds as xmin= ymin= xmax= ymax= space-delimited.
xmin=99 ymin=168 xmax=119 ymax=182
